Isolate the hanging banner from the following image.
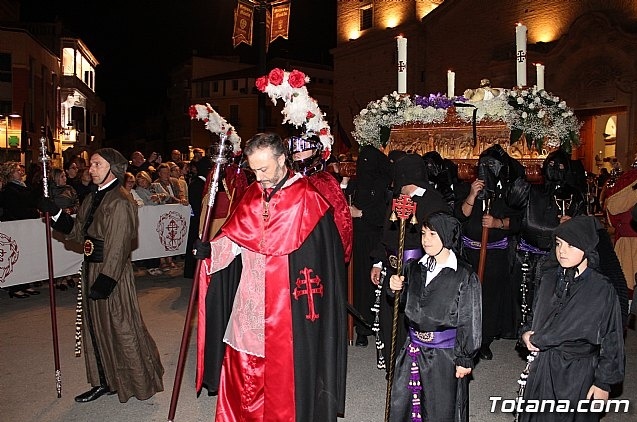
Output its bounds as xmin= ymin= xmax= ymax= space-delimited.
xmin=233 ymin=0 xmax=254 ymax=48
xmin=270 ymin=3 xmax=291 ymax=43
xmin=0 ymin=204 xmax=191 ymax=288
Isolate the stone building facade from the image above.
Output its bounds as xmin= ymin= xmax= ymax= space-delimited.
xmin=333 ymin=0 xmax=637 ymax=171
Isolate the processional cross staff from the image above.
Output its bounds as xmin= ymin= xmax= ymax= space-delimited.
xmin=39 ymin=129 xmax=62 ymax=398
xmin=384 ymin=194 xmax=417 ymax=422
xmin=167 ymin=134 xmax=233 ymax=422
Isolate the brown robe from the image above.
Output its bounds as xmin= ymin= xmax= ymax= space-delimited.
xmin=68 ymin=184 xmax=164 ymax=402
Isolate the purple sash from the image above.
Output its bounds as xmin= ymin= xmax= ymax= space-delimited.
xmin=517 ymin=238 xmax=549 ymax=255
xmin=386 ymin=248 xmax=423 ymax=269
xmin=409 ymin=327 xmax=457 ymax=349
xmin=461 ymin=235 xmax=509 ymax=250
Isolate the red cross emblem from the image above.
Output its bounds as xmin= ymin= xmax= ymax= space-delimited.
xmin=293 ymin=267 xmax=324 ymax=322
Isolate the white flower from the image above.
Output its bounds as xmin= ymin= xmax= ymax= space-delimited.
xmin=190 ymin=103 xmax=242 ymax=153
xmin=522 ymin=111 xmax=528 ymax=119
xmin=517 ymin=97 xmax=524 ymax=104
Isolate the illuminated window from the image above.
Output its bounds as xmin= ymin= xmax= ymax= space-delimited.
xmin=360 ymin=5 xmax=373 ymax=31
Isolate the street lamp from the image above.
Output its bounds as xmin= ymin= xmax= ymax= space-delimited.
xmin=0 ymin=112 xmax=21 ymax=162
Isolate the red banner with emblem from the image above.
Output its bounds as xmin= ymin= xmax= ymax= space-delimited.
xmin=233 ymin=0 xmax=254 ymax=48
xmin=270 ymin=3 xmax=290 ymax=43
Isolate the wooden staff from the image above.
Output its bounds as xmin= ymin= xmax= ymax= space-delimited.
xmin=384 ymin=194 xmax=417 ymax=422
xmin=39 ymin=133 xmax=62 ymax=398
xmin=168 ymin=137 xmax=232 ymax=422
xmin=477 ymin=195 xmax=493 ymax=283
xmin=347 ymin=193 xmax=354 ymax=345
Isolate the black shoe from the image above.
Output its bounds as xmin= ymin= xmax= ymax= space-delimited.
xmin=355 ymin=334 xmax=368 ymax=347
xmin=9 ymin=290 xmax=29 ymax=299
xmin=56 ymin=283 xmax=68 ymax=291
xmin=479 ymin=344 xmax=493 ymax=360
xmin=74 ymin=385 xmax=112 ymax=403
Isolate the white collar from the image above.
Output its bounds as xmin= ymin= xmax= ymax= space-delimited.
xmin=418 ymin=249 xmax=458 ymax=271
xmin=98 ymin=178 xmax=118 ymax=191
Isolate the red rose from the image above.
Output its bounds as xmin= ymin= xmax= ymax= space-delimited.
xmin=255 ymin=76 xmax=268 ymax=92
xmin=287 ymin=70 xmax=306 ymax=88
xmin=306 ymin=111 xmax=315 ymax=119
xmin=322 ymin=149 xmax=331 ymax=161
xmin=268 ymin=68 xmax=284 ymax=86
xmin=319 ymin=128 xmax=328 ymax=136
xmin=188 ymin=105 xmax=197 ymax=119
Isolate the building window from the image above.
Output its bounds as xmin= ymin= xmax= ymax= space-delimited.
xmin=229 ymin=105 xmax=240 ymax=126
xmin=213 ymin=81 xmax=219 ymax=92
xmin=202 ymin=81 xmax=210 ymax=97
xmin=0 ymin=53 xmax=11 ymax=83
xmin=360 ymin=5 xmax=373 ymax=31
xmin=232 ymin=80 xmax=239 ymax=91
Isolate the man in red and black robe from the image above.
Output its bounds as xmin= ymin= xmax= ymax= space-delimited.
xmin=194 ymin=133 xmax=347 ymax=422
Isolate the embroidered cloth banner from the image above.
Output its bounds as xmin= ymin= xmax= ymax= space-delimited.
xmin=0 ymin=204 xmax=190 ymax=288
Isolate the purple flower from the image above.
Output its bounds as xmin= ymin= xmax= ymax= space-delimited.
xmin=413 ymin=93 xmax=462 ymax=109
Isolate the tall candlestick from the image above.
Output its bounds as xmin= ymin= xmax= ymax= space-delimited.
xmin=516 ymin=23 xmax=527 ymax=87
xmin=536 ymin=63 xmax=545 ymax=90
xmin=447 ymin=70 xmax=455 ymax=98
xmin=397 ymin=36 xmax=407 ymax=94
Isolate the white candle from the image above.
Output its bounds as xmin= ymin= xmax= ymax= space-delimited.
xmin=447 ymin=70 xmax=455 ymax=98
xmin=516 ymin=23 xmax=527 ymax=87
xmin=536 ymin=63 xmax=545 ymax=90
xmin=397 ymin=36 xmax=407 ymax=94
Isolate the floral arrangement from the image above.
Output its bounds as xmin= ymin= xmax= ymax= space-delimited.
xmin=256 ymin=68 xmax=333 ymax=157
xmin=352 ymin=88 xmax=580 ymax=152
xmin=506 ymin=86 xmax=581 ymax=152
xmin=189 ymin=103 xmax=242 ymax=153
xmin=352 ymin=91 xmax=412 ymax=147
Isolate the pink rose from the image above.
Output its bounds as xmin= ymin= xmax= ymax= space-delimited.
xmin=255 ymin=76 xmax=268 ymax=92
xmin=287 ymin=70 xmax=306 ymax=88
xmin=268 ymin=68 xmax=284 ymax=86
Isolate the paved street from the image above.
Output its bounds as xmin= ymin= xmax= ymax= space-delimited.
xmin=1 ymin=264 xmax=635 ymax=421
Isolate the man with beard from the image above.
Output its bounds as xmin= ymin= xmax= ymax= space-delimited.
xmin=37 ymin=148 xmax=164 ymax=403
xmin=455 ymin=144 xmax=524 ymax=360
xmin=193 ymin=133 xmax=347 ymax=422
xmin=370 ymin=153 xmax=449 ymax=371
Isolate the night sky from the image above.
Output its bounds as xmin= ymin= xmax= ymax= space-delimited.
xmin=18 ymin=0 xmax=336 ymax=138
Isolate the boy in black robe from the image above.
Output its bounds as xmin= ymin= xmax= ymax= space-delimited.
xmin=519 ymin=216 xmax=624 ymax=422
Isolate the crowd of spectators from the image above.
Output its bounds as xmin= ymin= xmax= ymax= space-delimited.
xmin=0 ymin=148 xmax=204 ymax=296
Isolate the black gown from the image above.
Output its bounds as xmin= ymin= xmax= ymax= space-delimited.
xmin=371 ymin=188 xmax=450 ymax=367
xmin=454 ymin=190 xmax=522 ymax=341
xmin=519 ymin=267 xmax=624 ymax=422
xmin=389 ymin=256 xmax=481 ymax=422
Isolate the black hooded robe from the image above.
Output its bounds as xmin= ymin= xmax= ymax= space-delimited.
xmin=519 ymin=266 xmax=624 ymax=422
xmin=389 ymin=257 xmax=481 ymax=422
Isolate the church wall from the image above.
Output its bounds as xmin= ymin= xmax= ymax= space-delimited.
xmin=333 ymin=0 xmax=637 ymax=168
